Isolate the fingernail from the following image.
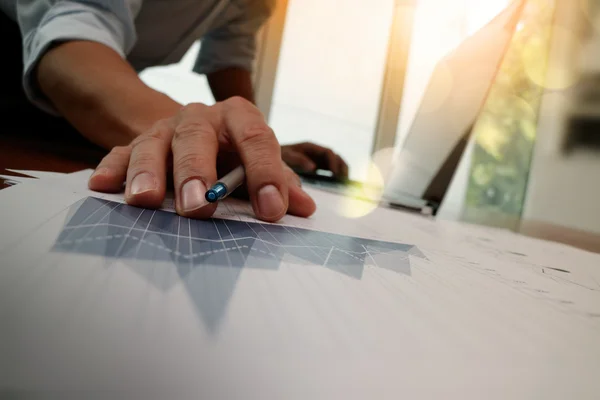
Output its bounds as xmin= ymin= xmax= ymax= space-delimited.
xmin=131 ymin=172 xmax=157 ymax=195
xmin=90 ymin=167 xmax=110 ymax=180
xmin=182 ymin=179 xmax=208 ymax=212
xmin=258 ymin=184 xmax=285 ymax=219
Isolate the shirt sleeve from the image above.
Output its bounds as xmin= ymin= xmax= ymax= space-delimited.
xmin=15 ymin=0 xmax=141 ymax=114
xmin=193 ymin=0 xmax=275 ymax=75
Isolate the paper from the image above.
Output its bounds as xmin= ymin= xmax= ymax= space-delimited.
xmin=1 ymin=169 xmax=68 ymax=186
xmin=0 ymin=174 xmax=35 ymax=185
xmin=6 ymin=169 xmax=68 ymax=180
xmin=0 ymin=171 xmax=599 ymax=398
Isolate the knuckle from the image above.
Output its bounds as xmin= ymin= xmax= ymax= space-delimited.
xmin=99 ymin=146 xmax=131 ymax=171
xmin=149 ymin=118 xmax=169 ymax=131
xmin=174 ymin=152 xmax=205 ymax=174
xmin=183 ymin=102 xmax=208 ymax=115
xmin=132 ymin=123 xmax=170 ymax=147
xmin=245 ymin=158 xmax=280 ymax=177
xmin=148 ymin=123 xmax=170 ymax=140
xmin=149 ymin=119 xmax=172 ymax=137
xmin=224 ymin=96 xmax=250 ymax=109
xmin=173 ymin=120 xmax=214 ymax=142
xmin=238 ymin=124 xmax=275 ymax=147
xmin=129 ymin=150 xmax=157 ymax=169
xmin=110 ymin=145 xmax=131 ymax=157
xmin=131 ymin=134 xmax=164 ymax=149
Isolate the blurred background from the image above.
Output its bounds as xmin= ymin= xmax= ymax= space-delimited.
xmin=140 ymin=0 xmax=600 ymax=249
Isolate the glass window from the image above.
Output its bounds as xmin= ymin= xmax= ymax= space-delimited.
xmin=463 ymin=0 xmax=557 ymax=228
xmin=268 ymin=0 xmax=395 ymax=180
xmin=395 ymin=0 xmax=510 ymax=149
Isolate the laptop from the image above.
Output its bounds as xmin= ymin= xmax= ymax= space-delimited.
xmin=301 ymin=0 xmax=526 ymax=214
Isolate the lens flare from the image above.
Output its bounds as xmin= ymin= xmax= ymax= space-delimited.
xmin=371 ymin=146 xmax=397 ymax=184
xmin=335 ymin=163 xmax=385 ymax=219
xmin=522 ymin=26 xmax=581 ymax=90
xmin=475 ymin=95 xmax=536 ymax=159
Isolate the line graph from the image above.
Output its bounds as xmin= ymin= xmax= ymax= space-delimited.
xmin=52 ymin=197 xmax=427 ymax=331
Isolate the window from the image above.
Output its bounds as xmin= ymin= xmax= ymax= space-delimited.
xmin=463 ymin=0 xmax=557 ymax=228
xmin=395 ymin=0 xmax=510 ymax=149
xmin=268 ymin=0 xmax=395 ymax=180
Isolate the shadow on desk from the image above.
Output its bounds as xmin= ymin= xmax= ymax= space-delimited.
xmin=0 ymin=10 xmax=105 ymax=186
xmin=0 ymin=115 xmax=105 ymax=189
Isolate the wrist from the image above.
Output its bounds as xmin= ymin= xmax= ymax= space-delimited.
xmin=97 ymin=85 xmax=182 ymax=145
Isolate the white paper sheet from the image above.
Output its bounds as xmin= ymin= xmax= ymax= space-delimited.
xmin=5 ymin=169 xmax=68 ymax=180
xmin=0 ymin=171 xmax=599 ymax=398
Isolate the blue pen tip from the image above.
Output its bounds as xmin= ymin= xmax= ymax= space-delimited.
xmin=205 ymin=190 xmax=218 ymax=203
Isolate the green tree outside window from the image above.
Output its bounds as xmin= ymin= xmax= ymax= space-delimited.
xmin=463 ymin=0 xmax=557 ymax=229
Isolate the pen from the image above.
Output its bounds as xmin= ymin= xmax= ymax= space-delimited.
xmin=205 ymin=165 xmax=245 ymax=203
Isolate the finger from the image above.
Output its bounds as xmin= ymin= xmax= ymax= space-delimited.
xmin=172 ymin=103 xmax=219 ymax=218
xmin=88 ymin=145 xmax=131 ymax=192
xmin=297 ymin=141 xmax=329 ymax=153
xmin=284 ymin=166 xmax=316 ymax=217
xmin=298 ymin=142 xmax=340 ymax=175
xmin=222 ymin=97 xmax=288 ymax=222
xmin=323 ymin=148 xmax=340 ymax=176
xmin=282 ymin=149 xmax=316 ymax=171
xmin=124 ymin=121 xmax=171 ymax=209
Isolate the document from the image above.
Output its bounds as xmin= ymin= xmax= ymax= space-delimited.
xmin=0 ymin=170 xmax=599 ymax=398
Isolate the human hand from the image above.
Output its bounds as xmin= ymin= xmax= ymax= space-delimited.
xmin=88 ymin=97 xmax=316 ymax=222
xmin=281 ymin=142 xmax=349 ymax=179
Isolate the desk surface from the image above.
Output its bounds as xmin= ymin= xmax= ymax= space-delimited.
xmin=1 ymin=130 xmax=599 ymax=253
xmin=0 ymin=129 xmax=103 ymax=189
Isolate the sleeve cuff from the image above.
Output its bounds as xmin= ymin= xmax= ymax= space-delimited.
xmin=21 ymin=5 xmax=130 ymax=115
xmin=193 ymin=0 xmax=275 ymax=75
xmin=193 ymin=36 xmax=256 ymax=75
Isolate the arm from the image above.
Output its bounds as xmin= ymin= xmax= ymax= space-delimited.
xmin=39 ymin=40 xmax=316 ymax=221
xmin=206 ymin=67 xmax=255 ymax=103
xmin=15 ymin=0 xmax=315 ymax=222
xmin=193 ymin=1 xmax=273 ymax=104
xmin=194 ymin=1 xmax=348 ymax=178
xmin=37 ymin=40 xmax=181 ymax=149
xmin=13 ymin=0 xmax=175 ymax=149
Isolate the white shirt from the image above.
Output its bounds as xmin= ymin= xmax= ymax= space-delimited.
xmin=0 ymin=0 xmax=274 ymax=113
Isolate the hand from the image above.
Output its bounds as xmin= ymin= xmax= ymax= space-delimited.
xmin=281 ymin=142 xmax=349 ymax=179
xmin=88 ymin=97 xmax=316 ymax=222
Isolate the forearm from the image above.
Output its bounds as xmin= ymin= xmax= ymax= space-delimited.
xmin=37 ymin=41 xmax=181 ymax=149
xmin=206 ymin=67 xmax=255 ymax=103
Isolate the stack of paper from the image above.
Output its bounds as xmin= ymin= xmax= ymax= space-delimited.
xmin=0 ymin=170 xmax=599 ymax=398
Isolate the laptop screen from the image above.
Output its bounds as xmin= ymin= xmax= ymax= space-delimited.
xmin=383 ymin=0 xmax=526 ymax=206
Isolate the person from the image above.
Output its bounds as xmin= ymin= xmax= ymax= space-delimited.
xmin=0 ymin=0 xmax=348 ymax=222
